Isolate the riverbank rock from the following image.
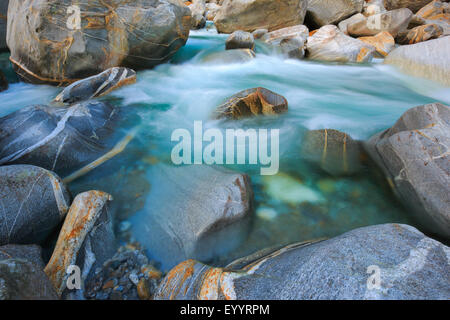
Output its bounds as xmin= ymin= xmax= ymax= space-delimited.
xmin=384 ymin=0 xmax=436 ymax=13
xmin=363 ymin=0 xmax=387 ymax=16
xmin=384 ymin=36 xmax=450 ymax=86
xmin=364 ymin=103 xmax=450 ymax=240
xmin=306 ymin=0 xmax=365 ymax=27
xmin=0 ymin=165 xmax=71 ymax=246
xmin=396 ymin=24 xmax=443 ymax=44
xmin=6 ymin=0 xmax=191 ymax=85
xmin=214 ymin=87 xmax=288 ymax=120
xmin=0 ymin=0 xmax=7 ymax=51
xmin=225 ymin=31 xmax=254 ymax=50
xmin=0 ymin=245 xmax=45 ymax=269
xmin=358 ymin=31 xmax=396 ymax=57
xmin=347 ymin=8 xmax=413 ymax=37
xmin=130 ymin=165 xmax=253 ymax=271
xmin=206 ymin=3 xmax=221 ymax=21
xmin=54 ymin=67 xmax=136 ymax=104
xmin=306 ymin=25 xmax=376 ymax=63
xmin=214 ymin=0 xmax=308 ymax=34
xmin=0 ymin=101 xmax=122 ymax=178
xmin=45 ymin=191 xmax=116 ymax=298
xmin=261 ymin=25 xmax=309 ymax=58
xmin=0 ymin=259 xmax=58 ymax=300
xmin=155 ymin=224 xmax=450 ymax=300
xmin=189 ymin=0 xmax=207 ymax=29
xmin=301 ymin=129 xmax=365 ymax=176
xmin=414 ymin=0 xmax=450 ymax=37
xmin=202 ymin=49 xmax=256 ymax=64
xmin=338 ymin=13 xmax=366 ymax=34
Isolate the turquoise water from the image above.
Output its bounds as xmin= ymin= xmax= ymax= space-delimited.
xmin=1 ymin=28 xmax=449 ymax=268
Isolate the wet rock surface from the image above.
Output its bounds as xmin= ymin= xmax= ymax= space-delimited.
xmin=54 ymin=67 xmax=136 ymax=104
xmin=214 ymin=87 xmax=288 ymax=120
xmin=130 ymin=165 xmax=253 ymax=272
xmin=225 ymin=31 xmax=254 ymax=50
xmin=0 ymin=101 xmax=123 ymax=178
xmin=155 ymin=224 xmax=450 ymax=300
xmin=0 ymin=165 xmax=71 ymax=245
xmin=202 ymin=48 xmax=256 ymax=64
xmin=214 ymin=0 xmax=308 ymax=34
xmin=6 ymin=0 xmax=191 ymax=85
xmin=44 ymin=191 xmax=116 ymax=298
xmin=364 ymin=103 xmax=450 ymax=240
xmin=306 ymin=0 xmax=365 ymax=27
xmin=0 ymin=259 xmax=58 ymax=300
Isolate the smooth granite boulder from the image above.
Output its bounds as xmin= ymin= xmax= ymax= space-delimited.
xmin=130 ymin=165 xmax=253 ymax=271
xmin=306 ymin=25 xmax=376 ymax=63
xmin=338 ymin=13 xmax=366 ymax=34
xmin=225 ymin=31 xmax=255 ymax=50
xmin=301 ymin=129 xmax=365 ymax=176
xmin=214 ymin=0 xmax=308 ymax=34
xmin=6 ymin=0 xmax=191 ymax=85
xmin=261 ymin=25 xmax=309 ymax=58
xmin=189 ymin=0 xmax=207 ymax=29
xmin=384 ymin=36 xmax=450 ymax=86
xmin=155 ymin=224 xmax=450 ymax=300
xmin=358 ymin=31 xmax=396 ymax=57
xmin=0 ymin=259 xmax=58 ymax=300
xmin=306 ymin=0 xmax=365 ymax=27
xmin=45 ymin=191 xmax=116 ymax=298
xmin=0 ymin=101 xmax=122 ymax=178
xmin=214 ymin=87 xmax=288 ymax=120
xmin=364 ymin=103 xmax=450 ymax=239
xmin=0 ymin=165 xmax=71 ymax=245
xmin=384 ymin=0 xmax=435 ymax=13
xmin=396 ymin=24 xmax=443 ymax=44
xmin=347 ymin=8 xmax=413 ymax=37
xmin=54 ymin=67 xmax=136 ymax=104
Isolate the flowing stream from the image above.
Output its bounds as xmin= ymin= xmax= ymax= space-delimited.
xmin=1 ymin=26 xmax=449 ymax=270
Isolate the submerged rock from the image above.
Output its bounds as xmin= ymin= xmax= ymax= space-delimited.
xmin=306 ymin=25 xmax=376 ymax=63
xmin=358 ymin=31 xmax=396 ymax=57
xmin=45 ymin=191 xmax=116 ymax=298
xmin=306 ymin=0 xmax=365 ymax=27
xmin=384 ymin=0 xmax=436 ymax=13
xmin=225 ymin=31 xmax=254 ymax=50
xmin=347 ymin=8 xmax=413 ymax=37
xmin=214 ymin=87 xmax=288 ymax=120
xmin=301 ymin=129 xmax=365 ymax=176
xmin=6 ymin=0 xmax=191 ymax=85
xmin=0 ymin=101 xmax=122 ymax=178
xmin=384 ymin=37 xmax=450 ymax=86
xmin=396 ymin=24 xmax=443 ymax=44
xmin=54 ymin=67 xmax=136 ymax=104
xmin=202 ymin=49 xmax=256 ymax=64
xmin=214 ymin=0 xmax=308 ymax=34
xmin=364 ymin=103 xmax=450 ymax=240
xmin=0 ymin=165 xmax=71 ymax=245
xmin=155 ymin=224 xmax=450 ymax=300
xmin=0 ymin=259 xmax=58 ymax=300
xmin=130 ymin=165 xmax=253 ymax=271
xmin=0 ymin=245 xmax=45 ymax=269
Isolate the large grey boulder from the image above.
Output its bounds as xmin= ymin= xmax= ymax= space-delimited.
xmin=0 ymin=259 xmax=58 ymax=300
xmin=155 ymin=224 xmax=450 ymax=300
xmin=0 ymin=0 xmax=7 ymax=51
xmin=306 ymin=25 xmax=376 ymax=63
xmin=214 ymin=0 xmax=308 ymax=34
xmin=0 ymin=165 xmax=71 ymax=246
xmin=6 ymin=0 xmax=191 ymax=85
xmin=384 ymin=0 xmax=435 ymax=13
xmin=45 ymin=191 xmax=116 ymax=298
xmin=307 ymin=0 xmax=365 ymax=27
xmin=130 ymin=165 xmax=253 ymax=271
xmin=384 ymin=36 xmax=450 ymax=87
xmin=0 ymin=101 xmax=122 ymax=178
xmin=364 ymin=103 xmax=450 ymax=240
xmin=0 ymin=244 xmax=45 ymax=269
xmin=347 ymin=8 xmax=413 ymax=37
